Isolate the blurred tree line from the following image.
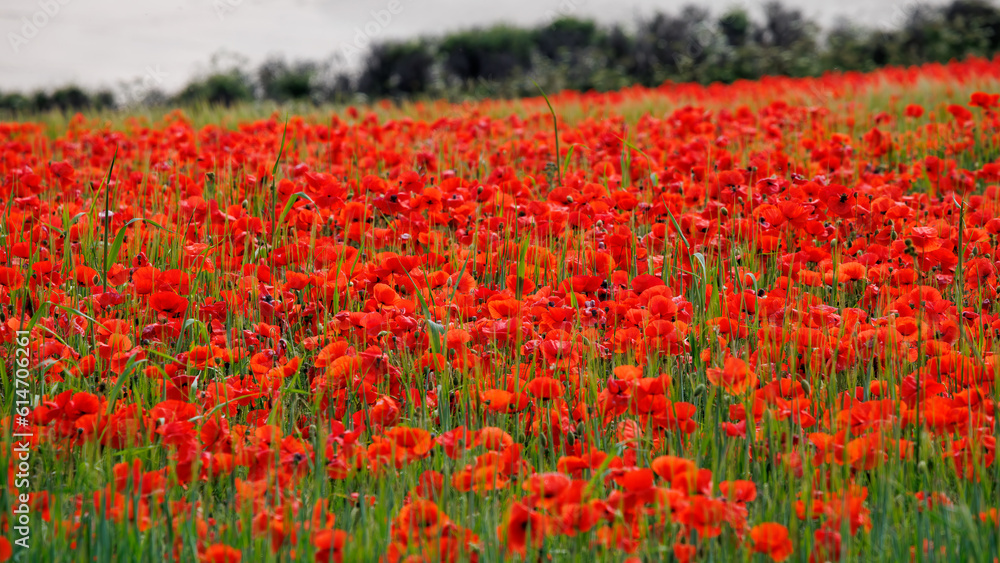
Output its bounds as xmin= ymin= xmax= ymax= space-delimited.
xmin=0 ymin=85 xmax=116 ymax=114
xmin=3 ymin=0 xmax=1000 ymax=113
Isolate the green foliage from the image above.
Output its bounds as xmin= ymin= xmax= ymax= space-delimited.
xmin=534 ymin=17 xmax=600 ymax=60
xmin=358 ymin=40 xmax=435 ymax=98
xmin=440 ymin=25 xmax=536 ymax=82
xmin=719 ymin=8 xmax=751 ymax=48
xmin=0 ymin=92 xmax=32 ymax=114
xmin=6 ymin=0 xmax=1000 ymax=115
xmin=174 ymin=69 xmax=255 ymax=107
xmin=257 ymin=58 xmax=319 ymax=102
xmin=0 ymin=86 xmax=115 ymax=116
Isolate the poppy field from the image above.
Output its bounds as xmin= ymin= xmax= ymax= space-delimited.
xmin=3 ymin=58 xmax=1000 ymax=563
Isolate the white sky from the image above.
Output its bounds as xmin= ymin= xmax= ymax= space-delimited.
xmin=1 ymin=0 xmax=955 ymax=95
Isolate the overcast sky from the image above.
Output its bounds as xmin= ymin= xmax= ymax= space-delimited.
xmin=2 ymin=0 xmax=954 ymax=95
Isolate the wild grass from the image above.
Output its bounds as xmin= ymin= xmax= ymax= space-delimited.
xmin=1 ymin=59 xmax=999 ymax=563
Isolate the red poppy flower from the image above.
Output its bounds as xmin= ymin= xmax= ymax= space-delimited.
xmin=500 ymin=502 xmax=549 ymax=556
xmin=719 ymin=480 xmax=757 ymax=503
xmin=526 ymin=376 xmax=564 ymax=399
xmin=750 ymin=523 xmax=793 ymax=562
xmin=904 ymin=104 xmax=924 ymax=118
xmin=706 ymin=356 xmax=757 ymax=395
xmin=201 ymin=544 xmax=241 ymax=563
xmin=313 ymin=529 xmax=348 ymax=563
xmin=148 ymin=291 xmax=189 ymax=317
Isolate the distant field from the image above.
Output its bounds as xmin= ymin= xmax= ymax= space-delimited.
xmin=1 ymin=57 xmax=999 ymax=562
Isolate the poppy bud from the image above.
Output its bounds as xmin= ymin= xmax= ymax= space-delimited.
xmin=692 ymin=384 xmax=706 ymax=398
xmin=799 ymin=381 xmax=811 ymax=395
xmin=720 ymin=207 xmax=728 ymax=216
